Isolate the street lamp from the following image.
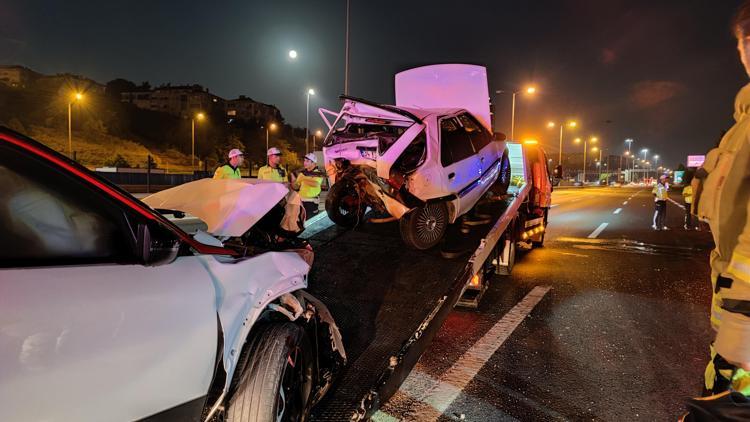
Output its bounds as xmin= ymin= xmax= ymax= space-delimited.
xmin=496 ymin=85 xmax=536 ymax=140
xmin=68 ymin=92 xmax=84 ymax=158
xmin=314 ymin=129 xmax=323 ymax=150
xmin=575 ymin=136 xmax=597 ymax=183
xmin=266 ymin=122 xmax=277 ymax=152
xmin=192 ymin=112 xmax=205 ymax=172
xmin=548 ymin=120 xmax=577 ymax=165
xmin=305 ymin=88 xmax=315 ymax=155
xmin=288 ymin=50 xmax=298 ymax=60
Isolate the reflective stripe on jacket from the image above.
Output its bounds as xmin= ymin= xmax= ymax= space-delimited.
xmin=213 ymin=164 xmax=241 ymax=179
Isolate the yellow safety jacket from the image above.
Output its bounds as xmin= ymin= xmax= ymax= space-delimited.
xmin=683 ymin=185 xmax=693 ymax=204
xmin=213 ymin=164 xmax=241 ymax=179
xmin=257 ymin=165 xmax=288 ymax=183
xmin=697 ymin=82 xmax=750 ymax=366
xmin=295 ymin=170 xmax=324 ymax=199
xmin=652 ymin=183 xmax=668 ymax=201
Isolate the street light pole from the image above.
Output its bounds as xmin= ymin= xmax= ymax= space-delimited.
xmin=192 ymin=112 xmax=205 ymax=172
xmin=67 ymin=92 xmax=83 ymax=158
xmin=582 ymin=139 xmax=587 ymax=183
xmin=511 ymin=92 xmax=517 ymax=140
xmin=344 ymin=0 xmax=350 ymax=96
xmin=305 ymin=89 xmax=315 ymax=155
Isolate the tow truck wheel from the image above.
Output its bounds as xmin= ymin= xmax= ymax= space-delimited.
xmin=400 ymin=202 xmax=448 ymax=250
xmin=227 ymin=323 xmax=314 ymax=422
xmin=326 ymin=179 xmax=365 ymax=228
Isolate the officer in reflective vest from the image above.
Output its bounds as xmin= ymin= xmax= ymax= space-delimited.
xmin=257 ymin=147 xmax=292 ymax=183
xmin=213 ymin=148 xmax=243 ymax=179
xmin=294 ymin=153 xmax=325 ymax=218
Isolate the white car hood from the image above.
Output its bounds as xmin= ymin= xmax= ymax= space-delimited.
xmin=395 ymin=64 xmax=492 ymax=132
xmin=142 ymin=178 xmax=288 ymax=237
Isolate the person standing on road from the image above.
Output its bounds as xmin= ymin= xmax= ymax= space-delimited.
xmin=257 ymin=147 xmax=293 ymax=183
xmin=213 ymin=148 xmax=243 ymax=179
xmin=652 ymin=175 xmax=669 ymax=230
xmin=682 ymin=174 xmax=698 ymax=230
xmin=681 ymin=3 xmax=750 ymax=418
xmin=293 ymin=153 xmax=325 ymax=219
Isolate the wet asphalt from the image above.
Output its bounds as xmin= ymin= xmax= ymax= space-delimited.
xmin=377 ymin=186 xmax=715 ymax=421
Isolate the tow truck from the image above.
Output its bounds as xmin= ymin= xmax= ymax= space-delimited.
xmin=304 ymin=138 xmax=552 ymax=420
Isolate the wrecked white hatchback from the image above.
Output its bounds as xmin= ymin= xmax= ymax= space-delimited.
xmin=321 ymin=64 xmax=511 ymax=249
xmin=0 ymin=128 xmax=345 ymax=422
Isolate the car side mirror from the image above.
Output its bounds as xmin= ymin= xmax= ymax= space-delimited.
xmin=137 ymin=223 xmax=180 ymax=266
xmin=493 ymin=132 xmax=507 ymax=142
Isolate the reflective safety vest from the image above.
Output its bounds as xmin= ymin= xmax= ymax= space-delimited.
xmin=213 ymin=164 xmax=241 ymax=179
xmin=257 ymin=165 xmax=287 ymax=182
xmin=652 ymin=183 xmax=668 ymax=201
xmin=296 ymin=170 xmax=324 ymax=199
xmin=683 ymin=185 xmax=693 ymax=204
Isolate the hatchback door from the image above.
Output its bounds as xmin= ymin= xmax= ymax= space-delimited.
xmin=0 ymin=134 xmax=218 ymax=422
xmin=438 ymin=116 xmax=483 ymax=217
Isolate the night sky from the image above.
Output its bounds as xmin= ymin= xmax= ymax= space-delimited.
xmin=0 ymin=0 xmax=745 ymax=167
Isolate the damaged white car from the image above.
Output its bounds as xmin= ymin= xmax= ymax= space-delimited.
xmin=0 ymin=128 xmax=345 ymax=422
xmin=320 ymin=64 xmax=511 ymax=249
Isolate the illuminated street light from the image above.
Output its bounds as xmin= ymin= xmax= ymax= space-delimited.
xmin=68 ymin=92 xmax=84 ymax=158
xmin=548 ymin=120 xmax=578 ymax=165
xmin=313 ymin=129 xmax=323 ymax=150
xmin=266 ymin=122 xmax=277 ymax=152
xmin=496 ymin=84 xmax=537 ymax=140
xmin=288 ymin=50 xmax=298 ymax=59
xmin=191 ymin=112 xmax=206 ymax=172
xmin=306 ymin=88 xmax=316 ymax=154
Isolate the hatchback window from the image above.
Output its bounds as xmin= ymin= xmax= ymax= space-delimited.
xmin=458 ymin=113 xmax=491 ymax=151
xmin=440 ymin=117 xmax=475 ymax=167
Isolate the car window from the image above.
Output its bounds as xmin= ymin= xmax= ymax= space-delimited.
xmin=0 ymin=143 xmax=134 ymax=267
xmin=458 ymin=113 xmax=491 ymax=151
xmin=440 ymin=117 xmax=475 ymax=167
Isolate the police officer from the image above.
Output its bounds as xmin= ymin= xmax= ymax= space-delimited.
xmin=213 ymin=148 xmax=243 ymax=179
xmin=651 ymin=175 xmax=669 ymax=230
xmin=294 ymin=153 xmax=325 ymax=218
xmin=257 ymin=147 xmax=293 ymax=183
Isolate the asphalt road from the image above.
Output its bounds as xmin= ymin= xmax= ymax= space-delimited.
xmin=375 ymin=186 xmax=716 ymax=421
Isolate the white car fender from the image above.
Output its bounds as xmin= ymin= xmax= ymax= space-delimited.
xmin=195 ymin=251 xmax=310 ymax=391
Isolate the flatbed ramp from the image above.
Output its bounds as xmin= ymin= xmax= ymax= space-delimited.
xmin=303 ymin=192 xmax=519 ymax=421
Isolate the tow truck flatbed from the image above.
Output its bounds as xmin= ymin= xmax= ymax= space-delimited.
xmin=303 ymin=183 xmax=527 ymax=421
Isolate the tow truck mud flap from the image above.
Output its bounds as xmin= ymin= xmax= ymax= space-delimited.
xmin=305 ymin=184 xmax=517 ymax=420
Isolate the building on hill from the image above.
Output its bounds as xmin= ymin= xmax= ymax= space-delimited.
xmin=0 ymin=65 xmax=41 ymax=88
xmin=226 ymin=95 xmax=282 ymax=123
xmin=120 ymin=84 xmax=225 ymax=118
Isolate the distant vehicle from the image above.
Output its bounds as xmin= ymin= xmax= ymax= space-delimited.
xmin=0 ymin=127 xmax=345 ymax=422
xmin=321 ymin=64 xmax=511 ymax=250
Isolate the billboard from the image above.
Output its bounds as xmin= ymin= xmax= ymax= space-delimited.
xmin=674 ymin=170 xmax=685 ymax=184
xmin=687 ymin=155 xmax=705 ymax=168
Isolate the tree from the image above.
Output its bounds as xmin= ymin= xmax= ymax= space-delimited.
xmin=105 ymin=78 xmax=137 ymax=99
xmin=104 ymin=154 xmax=131 ymax=168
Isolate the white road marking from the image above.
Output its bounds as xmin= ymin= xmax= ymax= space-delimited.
xmin=387 ymin=286 xmax=552 ymax=421
xmin=623 ymin=201 xmax=628 ymax=205
xmin=552 ymin=251 xmax=590 ymax=258
xmin=587 ymin=222 xmax=609 ymax=238
xmin=613 ymin=208 xmax=622 ymax=214
xmin=550 ymin=204 xmax=560 ymax=208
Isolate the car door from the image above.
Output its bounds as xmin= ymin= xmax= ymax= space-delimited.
xmin=439 ymin=116 xmax=483 ymax=216
xmin=457 ymin=112 xmax=498 ymax=173
xmin=0 ymin=140 xmax=218 ymax=422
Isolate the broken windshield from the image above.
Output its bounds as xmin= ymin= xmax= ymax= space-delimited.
xmin=324 ymin=122 xmax=412 ymax=154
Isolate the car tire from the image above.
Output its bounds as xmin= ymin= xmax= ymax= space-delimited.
xmin=226 ymin=323 xmax=314 ymax=422
xmin=496 ymin=148 xmax=512 ymax=194
xmin=325 ymin=179 xmax=365 ymax=228
xmin=400 ymin=202 xmax=448 ymax=250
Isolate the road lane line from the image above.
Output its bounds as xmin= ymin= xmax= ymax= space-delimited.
xmin=623 ymin=201 xmax=628 ymax=205
xmin=588 ymin=222 xmax=609 ymax=238
xmin=394 ymin=286 xmax=551 ymax=420
xmin=550 ymin=204 xmax=560 ymax=208
xmin=613 ymin=208 xmax=622 ymax=214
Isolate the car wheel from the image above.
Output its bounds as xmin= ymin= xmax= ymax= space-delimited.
xmin=497 ymin=148 xmax=512 ymax=194
xmin=325 ymin=179 xmax=365 ymax=228
xmin=227 ymin=323 xmax=314 ymax=422
xmin=400 ymin=202 xmax=448 ymax=250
